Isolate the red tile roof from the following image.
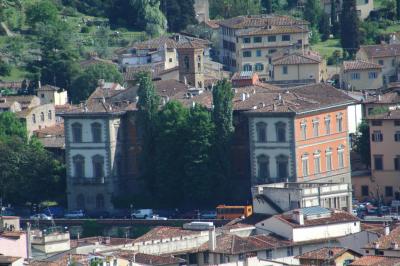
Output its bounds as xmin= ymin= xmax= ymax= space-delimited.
xmin=111 ymin=251 xmax=185 ymax=265
xmin=273 ymin=52 xmax=322 ymax=65
xmin=359 ymin=44 xmax=400 ymax=58
xmin=133 ymin=226 xmax=201 ymax=243
xmin=217 ymin=15 xmax=308 ymax=29
xmin=350 ymin=256 xmax=400 ymax=266
xmin=342 ymin=60 xmax=382 ymax=71
xmin=296 ymin=247 xmax=359 ymax=260
xmin=365 ymin=226 xmax=400 ymax=250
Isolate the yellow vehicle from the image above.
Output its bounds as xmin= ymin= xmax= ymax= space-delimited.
xmin=216 ymin=205 xmax=253 ymax=219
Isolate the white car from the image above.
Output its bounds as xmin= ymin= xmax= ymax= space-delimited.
xmin=146 ymin=215 xmax=168 ymax=220
xmin=131 ymin=209 xmax=153 ymax=219
xmin=30 ymin=213 xmax=53 ymax=220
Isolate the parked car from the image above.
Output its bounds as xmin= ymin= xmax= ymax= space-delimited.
xmin=30 ymin=213 xmax=53 ymax=220
xmin=131 ymin=209 xmax=153 ymax=219
xmin=146 ymin=215 xmax=168 ymax=220
xmin=64 ymin=210 xmax=85 ymax=219
xmin=200 ymin=211 xmax=217 ymax=219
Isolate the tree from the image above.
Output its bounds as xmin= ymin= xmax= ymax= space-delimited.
xmin=310 ymin=27 xmax=321 ymax=45
xmin=340 ymin=0 xmax=360 ymax=58
xmin=161 ymin=0 xmax=197 ymax=32
xmin=304 ymin=0 xmax=321 ymax=27
xmin=143 ymin=0 xmax=168 ymax=37
xmin=0 ymin=60 xmax=11 ymax=77
xmin=261 ymin=0 xmax=273 ymax=13
xmin=94 ymin=27 xmax=110 ymax=58
xmin=70 ymin=63 xmax=123 ymax=103
xmin=354 ymin=120 xmax=371 ymax=168
xmin=210 ymin=0 xmax=262 ymax=18
xmin=330 ymin=0 xmax=340 ymax=37
xmin=26 ymin=0 xmax=58 ymax=31
xmin=0 ymin=112 xmax=26 ymax=140
xmin=397 ymin=0 xmax=400 ymax=20
xmin=319 ymin=12 xmax=330 ymax=41
xmin=212 ymin=79 xmax=234 ymax=201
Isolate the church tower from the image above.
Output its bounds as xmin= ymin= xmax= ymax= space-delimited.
xmin=177 ymin=44 xmax=205 ymax=89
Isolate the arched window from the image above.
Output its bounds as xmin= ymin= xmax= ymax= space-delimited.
xmin=48 ymin=110 xmax=52 ymax=120
xmin=255 ymin=63 xmax=264 ymax=71
xmin=257 ymin=155 xmax=270 ymax=179
xmin=197 ymin=55 xmax=202 ymax=70
xmin=325 ymin=115 xmax=331 ymax=135
xmin=275 ymin=122 xmax=286 ymax=142
xmin=40 ymin=112 xmax=45 ymax=122
xmin=314 ymin=150 xmax=321 ymax=174
xmin=91 ymin=122 xmax=102 ymax=143
xmin=184 ymin=56 xmax=190 ymax=70
xmin=73 ymin=154 xmax=85 ymax=178
xmin=76 ymin=194 xmax=85 ymax=210
xmin=302 ymin=153 xmax=309 ymax=177
xmin=92 ymin=155 xmax=104 ymax=178
xmin=338 ymin=145 xmax=345 ymax=168
xmin=256 ymin=122 xmax=267 ymax=142
xmin=71 ymin=123 xmax=82 ymax=143
xmin=243 ymin=64 xmax=252 ymax=71
xmin=96 ymin=194 xmax=105 ymax=209
xmin=276 ymin=155 xmax=289 ymax=179
xmin=32 ymin=114 xmax=36 ymax=124
xmin=300 ymin=120 xmax=307 ymax=140
xmin=326 ymin=148 xmax=333 ymax=171
xmin=336 ymin=113 xmax=343 ymax=132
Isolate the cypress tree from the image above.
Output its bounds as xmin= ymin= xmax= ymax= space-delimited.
xmin=397 ymin=0 xmax=400 ymax=20
xmin=330 ymin=0 xmax=340 ymax=37
xmin=340 ymin=0 xmax=360 ymax=58
xmin=304 ymin=0 xmax=321 ymax=27
xmin=319 ymin=12 xmax=330 ymax=41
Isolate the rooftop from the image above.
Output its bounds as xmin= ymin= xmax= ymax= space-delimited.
xmin=133 ymin=226 xmax=201 ymax=243
xmin=273 ymin=52 xmax=322 ymax=66
xmin=350 ymin=255 xmax=400 ymax=266
xmin=236 ymin=25 xmax=308 ymax=37
xmin=296 ymin=247 xmax=358 ymax=260
xmin=359 ymin=43 xmax=400 ymax=58
xmin=342 ymin=60 xmax=383 ymax=71
xmin=365 ymin=226 xmax=400 ymax=250
xmin=70 ymin=236 xmax=134 ymax=248
xmin=367 ymin=108 xmax=400 ymax=120
xmin=217 ymin=15 xmax=308 ymax=29
xmin=110 ymin=251 xmax=185 ymax=265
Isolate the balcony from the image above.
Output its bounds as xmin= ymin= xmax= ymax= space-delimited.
xmin=255 ymin=176 xmax=295 ymax=185
xmin=72 ymin=177 xmax=105 ymax=185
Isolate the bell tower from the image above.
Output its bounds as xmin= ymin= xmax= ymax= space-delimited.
xmin=177 ymin=45 xmax=205 ymax=89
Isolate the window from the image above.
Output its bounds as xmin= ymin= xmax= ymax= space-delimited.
xmin=325 ymin=116 xmax=331 ymax=135
xmin=203 ymin=253 xmax=209 ymax=264
xmin=336 ymin=114 xmax=343 ymax=132
xmin=313 ymin=119 xmax=319 ymax=137
xmin=268 ymin=49 xmax=277 ymax=54
xmin=243 ymin=64 xmax=252 ymax=71
xmin=73 ymin=155 xmax=85 ymax=178
xmin=243 ymin=37 xmax=251 ymax=43
xmin=76 ymin=194 xmax=85 ymax=210
xmin=369 ymin=72 xmax=378 ymax=79
xmin=238 ymin=254 xmax=245 ymax=261
xmin=301 ymin=121 xmax=307 ymax=140
xmin=302 ymin=154 xmax=309 ymax=177
xmin=197 ymin=55 xmax=202 ymax=70
xmin=169 ymin=58 xmax=173 ymax=63
xmin=351 ymin=73 xmax=360 ymax=80
xmin=374 ymin=155 xmax=383 ymax=170
xmin=361 ymin=185 xmax=369 ymax=196
xmin=40 ymin=93 xmax=45 ymax=98
xmin=395 ymin=120 xmax=400 ymax=126
xmin=282 ymin=34 xmax=291 ymax=41
xmin=32 ymin=114 xmax=36 ymax=124
xmin=72 ymin=123 xmax=82 ymax=143
xmin=91 ymin=122 xmax=102 ymax=143
xmin=371 ymin=120 xmax=382 ymax=126
xmin=92 ymin=155 xmax=104 ymax=178
xmin=282 ymin=65 xmax=288 ymax=75
xmin=276 ymin=122 xmax=286 ymax=142
xmin=395 ymin=156 xmax=400 ymax=171
xmin=253 ymin=36 xmax=262 ymax=43
xmin=255 ymin=63 xmax=264 ymax=71
xmin=256 ymin=50 xmax=262 ymax=57
xmin=395 ymin=131 xmax=400 ymax=142
xmin=372 ymin=130 xmax=383 ymax=142
xmin=276 ymin=155 xmax=289 ymax=179
xmin=338 ymin=146 xmax=345 ymax=168
xmin=243 ymin=51 xmax=252 ymax=57
xmin=266 ymin=250 xmax=272 ymax=259
xmin=386 ymin=186 xmax=394 ymax=197
xmin=184 ymin=56 xmax=189 ymax=70
xmin=326 ymin=148 xmax=333 ymax=171
xmin=257 ymin=155 xmax=270 ymax=179
xmin=378 ymin=59 xmax=384 ymax=65
xmin=48 ymin=110 xmax=52 ymax=120
xmin=392 ymin=59 xmax=396 ymax=67
xmin=40 ymin=112 xmax=44 ymax=122
xmin=96 ymin=194 xmax=105 ymax=209
xmin=287 ymin=246 xmax=294 ymax=256
xmin=256 ymin=122 xmax=267 ymax=142
xmin=268 ymin=35 xmax=276 ymax=42
xmin=314 ymin=151 xmax=321 ymax=174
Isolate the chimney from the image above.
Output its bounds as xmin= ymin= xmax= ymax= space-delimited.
xmin=391 ymin=242 xmax=399 ymax=249
xmin=384 ymin=223 xmax=390 ymax=236
xmin=184 ymin=76 xmax=188 ymax=85
xmin=98 ymin=79 xmax=105 ymax=88
xmin=378 ymin=94 xmax=382 ymax=101
xmin=374 ymin=242 xmax=380 ymax=249
xmin=241 ymin=93 xmax=246 ymax=101
xmin=208 ymin=227 xmax=216 ymax=251
xmin=38 ymin=81 xmax=42 ymax=89
xmin=293 ymin=210 xmax=304 ymax=225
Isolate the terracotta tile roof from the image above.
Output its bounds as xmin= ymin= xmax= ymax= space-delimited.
xmin=365 ymin=226 xmax=400 ymax=250
xmin=122 ymin=63 xmax=178 ymax=82
xmin=296 ymin=247 xmax=354 ymax=260
xmin=133 ymin=226 xmax=201 ymax=243
xmin=34 ymin=124 xmax=64 ymax=137
xmin=217 ymin=15 xmax=309 ymax=29
xmin=236 ymin=25 xmax=308 ymax=36
xmin=342 ymin=60 xmax=383 ymax=71
xmin=273 ymin=52 xmax=322 ymax=65
xmin=367 ymin=108 xmax=400 ymax=120
xmin=111 ymin=251 xmax=185 ymax=265
xmin=204 ymin=19 xmax=220 ymax=29
xmin=198 ymin=234 xmax=292 ymax=254
xmin=359 ymin=44 xmax=400 ymax=58
xmin=350 ymin=256 xmax=400 ymax=266
xmin=275 ymin=210 xmax=359 ymax=228
xmin=70 ymin=236 xmax=134 ymax=248
xmin=29 ymin=253 xmax=89 ymax=266
xmin=363 ymin=91 xmax=400 ymax=104
xmin=37 ymin=85 xmax=60 ymax=92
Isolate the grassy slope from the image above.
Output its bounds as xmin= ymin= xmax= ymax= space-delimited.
xmin=311 ymin=38 xmax=341 ymax=59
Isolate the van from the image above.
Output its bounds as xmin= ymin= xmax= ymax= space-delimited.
xmin=131 ymin=209 xmax=153 ymax=219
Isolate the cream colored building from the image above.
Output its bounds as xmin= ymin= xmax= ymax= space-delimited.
xmin=320 ymin=0 xmax=374 ymax=20
xmin=340 ymin=60 xmax=383 ymax=90
xmin=17 ymin=103 xmax=56 ymax=137
xmin=272 ymin=52 xmax=326 ymax=83
xmin=217 ymin=15 xmax=309 ymax=79
xmin=36 ymin=85 xmax=68 ymax=106
xmin=357 ymin=44 xmax=400 ymax=83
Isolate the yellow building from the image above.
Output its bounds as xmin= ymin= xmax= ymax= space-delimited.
xmin=340 ymin=60 xmax=383 ymax=91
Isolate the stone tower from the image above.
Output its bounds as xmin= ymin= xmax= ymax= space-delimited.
xmin=177 ymin=44 xmax=205 ymax=89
